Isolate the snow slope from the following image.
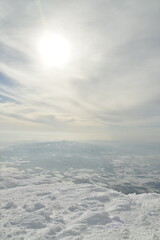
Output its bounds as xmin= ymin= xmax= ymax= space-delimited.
xmin=1 ymin=141 xmax=160 ymax=194
xmin=1 ymin=166 xmax=160 ymax=240
xmin=0 ymin=141 xmax=160 ymax=239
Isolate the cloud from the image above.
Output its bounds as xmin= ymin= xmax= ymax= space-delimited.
xmin=0 ymin=0 xmax=160 ymax=141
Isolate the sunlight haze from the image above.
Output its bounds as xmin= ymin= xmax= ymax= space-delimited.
xmin=0 ymin=0 xmax=160 ymax=142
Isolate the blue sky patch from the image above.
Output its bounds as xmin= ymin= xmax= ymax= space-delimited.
xmin=0 ymin=72 xmax=18 ymax=87
xmin=0 ymin=94 xmax=20 ymax=104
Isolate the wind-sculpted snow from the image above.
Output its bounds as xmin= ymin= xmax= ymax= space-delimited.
xmin=1 ymin=166 xmax=160 ymax=240
xmin=0 ymin=141 xmax=160 ymax=194
xmin=0 ymin=141 xmax=160 ymax=239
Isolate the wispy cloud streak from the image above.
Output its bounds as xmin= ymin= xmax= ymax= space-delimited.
xmin=0 ymin=0 xmax=160 ymax=141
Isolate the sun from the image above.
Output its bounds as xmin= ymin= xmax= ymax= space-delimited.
xmin=37 ymin=31 xmax=71 ymax=68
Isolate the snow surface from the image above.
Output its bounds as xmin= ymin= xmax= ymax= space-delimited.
xmin=1 ymin=141 xmax=160 ymax=194
xmin=0 ymin=141 xmax=160 ymax=239
xmin=1 ymin=166 xmax=160 ymax=239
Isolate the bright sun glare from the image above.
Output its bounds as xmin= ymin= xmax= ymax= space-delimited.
xmin=37 ymin=32 xmax=71 ymax=67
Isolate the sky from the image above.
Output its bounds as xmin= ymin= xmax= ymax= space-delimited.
xmin=0 ymin=0 xmax=160 ymax=142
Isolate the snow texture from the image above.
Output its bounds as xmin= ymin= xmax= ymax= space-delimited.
xmin=0 ymin=141 xmax=160 ymax=239
xmin=1 ymin=168 xmax=160 ymax=239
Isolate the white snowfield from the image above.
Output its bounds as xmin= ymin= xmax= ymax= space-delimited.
xmin=1 ymin=167 xmax=160 ymax=240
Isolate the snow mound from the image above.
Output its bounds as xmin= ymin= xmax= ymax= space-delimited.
xmin=1 ymin=167 xmax=160 ymax=240
xmin=23 ymin=202 xmax=45 ymax=212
